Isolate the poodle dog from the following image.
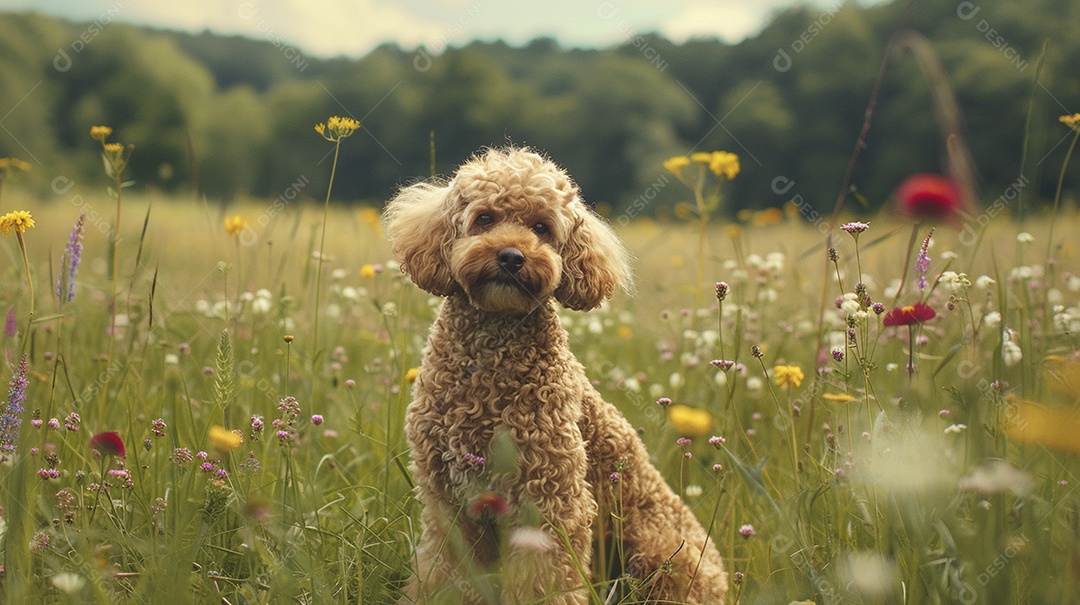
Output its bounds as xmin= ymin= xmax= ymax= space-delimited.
xmin=384 ymin=147 xmax=727 ymax=604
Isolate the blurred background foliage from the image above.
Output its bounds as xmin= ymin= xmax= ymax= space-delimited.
xmin=0 ymin=0 xmax=1078 ymax=215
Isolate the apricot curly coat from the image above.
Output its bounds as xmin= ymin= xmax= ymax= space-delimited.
xmin=384 ymin=147 xmax=726 ymax=604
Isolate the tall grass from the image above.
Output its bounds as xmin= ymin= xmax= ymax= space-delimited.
xmin=0 ymin=181 xmax=1078 ymax=603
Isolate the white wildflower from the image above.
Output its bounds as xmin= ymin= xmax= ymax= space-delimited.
xmin=1016 ymin=232 xmax=1034 ymax=243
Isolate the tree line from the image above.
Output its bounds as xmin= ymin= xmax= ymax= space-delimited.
xmin=0 ymin=0 xmax=1077 ymax=218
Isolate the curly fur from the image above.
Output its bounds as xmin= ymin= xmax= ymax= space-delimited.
xmin=385 ymin=147 xmax=726 ymax=604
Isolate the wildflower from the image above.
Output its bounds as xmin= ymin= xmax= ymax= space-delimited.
xmin=310 ymin=414 xmax=324 ymax=425
xmin=1060 ymin=113 xmax=1080 ymax=133
xmin=200 ymin=462 xmax=214 ymax=473
xmin=871 ymin=302 xmax=885 ymax=315
xmin=713 ymin=463 xmax=723 ymax=472
xmin=944 ymin=423 xmax=967 ymax=434
xmin=47 ymin=418 xmax=60 ymax=430
xmin=277 ymin=396 xmax=300 ymax=416
xmin=0 ymin=354 xmax=29 ymax=453
xmin=51 ymin=572 xmax=86 ymax=594
xmin=822 ymin=393 xmax=855 ymax=402
xmin=172 ymin=448 xmax=193 ymax=463
xmin=609 ymin=471 xmax=621 ymax=483
xmin=733 ymin=571 xmax=744 ymax=585
xmin=209 ymin=425 xmax=242 ymax=451
xmin=773 ymin=365 xmax=804 ymax=388
xmin=4 ymin=307 xmax=14 ymax=337
xmin=89 ymin=125 xmax=113 ymax=142
xmin=914 ymin=228 xmax=934 ymax=289
xmin=738 ymin=524 xmax=756 ymax=538
xmin=469 ymin=491 xmax=509 ymax=518
xmin=715 ymin=281 xmax=729 ymax=301
xmin=0 ymin=157 xmax=31 ymax=172
xmin=509 ymin=527 xmax=555 ymax=553
xmin=708 ymin=435 xmax=726 ymax=448
xmin=150 ymin=418 xmax=167 ymax=437
xmin=55 ymin=214 xmax=85 ymax=303
xmin=831 ymin=349 xmax=844 ymax=363
xmin=314 ymin=116 xmax=360 ymax=141
xmin=841 ymin=221 xmax=869 ymax=235
xmin=662 ymin=155 xmax=691 ymax=179
xmin=404 ymin=367 xmax=421 ymax=383
xmin=881 ymin=302 xmax=936 ymax=327
xmin=676 ymin=437 xmax=692 ymax=448
xmin=751 ymin=345 xmax=763 ymax=359
xmin=685 ymin=484 xmax=703 ymax=497
xmin=344 ymin=379 xmax=356 ymax=388
xmin=706 ymin=151 xmax=740 ymax=179
xmin=29 ymin=532 xmax=51 ymax=552
xmin=0 ymin=210 xmax=34 ymax=235
xmin=463 ymin=452 xmax=485 ymax=467
xmin=656 ymin=397 xmax=672 ymax=407
xmin=1002 ymin=340 xmax=1022 ymax=367
xmin=224 ymin=215 xmax=248 ymax=237
xmin=668 ymin=404 xmax=712 ymax=436
xmin=359 ymin=263 xmax=377 ymax=279
xmin=958 ymin=460 xmax=1033 ymax=496
xmin=895 ymin=173 xmax=964 ymax=220
xmin=89 ymin=432 xmax=125 ymax=457
xmin=710 ymin=359 xmax=735 ymax=371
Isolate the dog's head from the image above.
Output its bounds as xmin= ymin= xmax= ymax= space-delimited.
xmin=383 ymin=147 xmax=631 ymax=314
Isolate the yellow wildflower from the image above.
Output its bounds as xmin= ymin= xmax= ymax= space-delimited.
xmin=617 ymin=325 xmax=633 ymax=340
xmin=663 ymin=156 xmax=691 ymax=178
xmin=359 ymin=263 xmax=377 ymax=279
xmin=0 ymin=158 xmax=31 ymax=171
xmin=821 ymin=393 xmax=855 ymax=402
xmin=90 ymin=125 xmax=113 ymax=142
xmin=1060 ymin=113 xmax=1080 ymax=132
xmin=1006 ymin=401 xmax=1080 ymax=455
xmin=773 ymin=365 xmax=804 ymax=389
xmin=404 ymin=367 xmax=421 ymax=383
xmin=224 ymin=214 xmax=248 ymax=237
xmin=708 ymin=151 xmax=740 ymax=180
xmin=0 ymin=210 xmax=35 ymax=235
xmin=208 ymin=425 xmax=243 ymax=451
xmin=690 ymin=152 xmax=713 ymax=164
xmin=752 ymin=207 xmax=783 ymax=226
xmin=668 ymin=404 xmax=712 ymax=436
xmin=359 ymin=206 xmax=380 ymax=226
xmin=315 ymin=116 xmax=360 ymax=141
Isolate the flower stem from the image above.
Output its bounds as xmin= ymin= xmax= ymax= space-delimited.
xmin=15 ymin=232 xmax=33 ymax=318
xmin=312 ymin=140 xmax=342 ymax=362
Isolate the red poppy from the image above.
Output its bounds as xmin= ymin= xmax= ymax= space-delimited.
xmin=882 ymin=302 xmax=936 ymax=327
xmin=468 ymin=491 xmax=508 ymax=518
xmin=89 ymin=431 xmax=126 ymax=457
xmin=896 ymin=173 xmax=963 ymax=220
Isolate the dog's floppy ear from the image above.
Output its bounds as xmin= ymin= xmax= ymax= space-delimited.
xmin=554 ymin=199 xmax=633 ymax=311
xmin=382 ymin=182 xmax=458 ymax=296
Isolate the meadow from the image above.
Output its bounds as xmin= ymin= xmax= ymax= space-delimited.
xmin=2 ymin=138 xmax=1080 ymax=605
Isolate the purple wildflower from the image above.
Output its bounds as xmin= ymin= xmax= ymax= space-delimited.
xmin=916 ymin=228 xmax=934 ymax=290
xmin=463 ymin=452 xmax=485 ymax=466
xmin=4 ymin=307 xmax=15 ymax=338
xmin=738 ymin=524 xmax=756 ymax=538
xmin=1 ymin=354 xmax=29 ymax=453
xmin=55 ymin=214 xmax=85 ymax=303
xmin=841 ymin=221 xmax=869 ymax=235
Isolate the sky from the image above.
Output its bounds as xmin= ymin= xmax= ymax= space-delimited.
xmin=5 ymin=0 xmax=854 ymax=58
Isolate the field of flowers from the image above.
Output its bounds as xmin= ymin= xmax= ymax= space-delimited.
xmin=1 ymin=116 xmax=1080 ymax=604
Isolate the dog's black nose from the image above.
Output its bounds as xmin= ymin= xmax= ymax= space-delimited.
xmin=496 ymin=247 xmax=525 ymax=274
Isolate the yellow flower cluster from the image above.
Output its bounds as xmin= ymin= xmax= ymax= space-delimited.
xmin=0 ymin=210 xmax=35 ymax=235
xmin=0 ymin=158 xmax=31 ymax=172
xmin=1061 ymin=113 xmax=1080 ymax=133
xmin=668 ymin=404 xmax=712 ymax=436
xmin=90 ymin=125 xmax=113 ymax=142
xmin=315 ymin=116 xmax=361 ymax=141
xmin=208 ymin=425 xmax=243 ymax=451
xmin=663 ymin=151 xmax=740 ymax=180
xmin=773 ymin=364 xmax=804 ymax=388
xmin=359 ymin=263 xmax=377 ymax=279
xmin=224 ymin=214 xmax=248 ymax=236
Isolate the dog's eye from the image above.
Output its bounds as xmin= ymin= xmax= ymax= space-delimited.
xmin=475 ymin=213 xmax=494 ymax=227
xmin=532 ymin=222 xmax=549 ymax=235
